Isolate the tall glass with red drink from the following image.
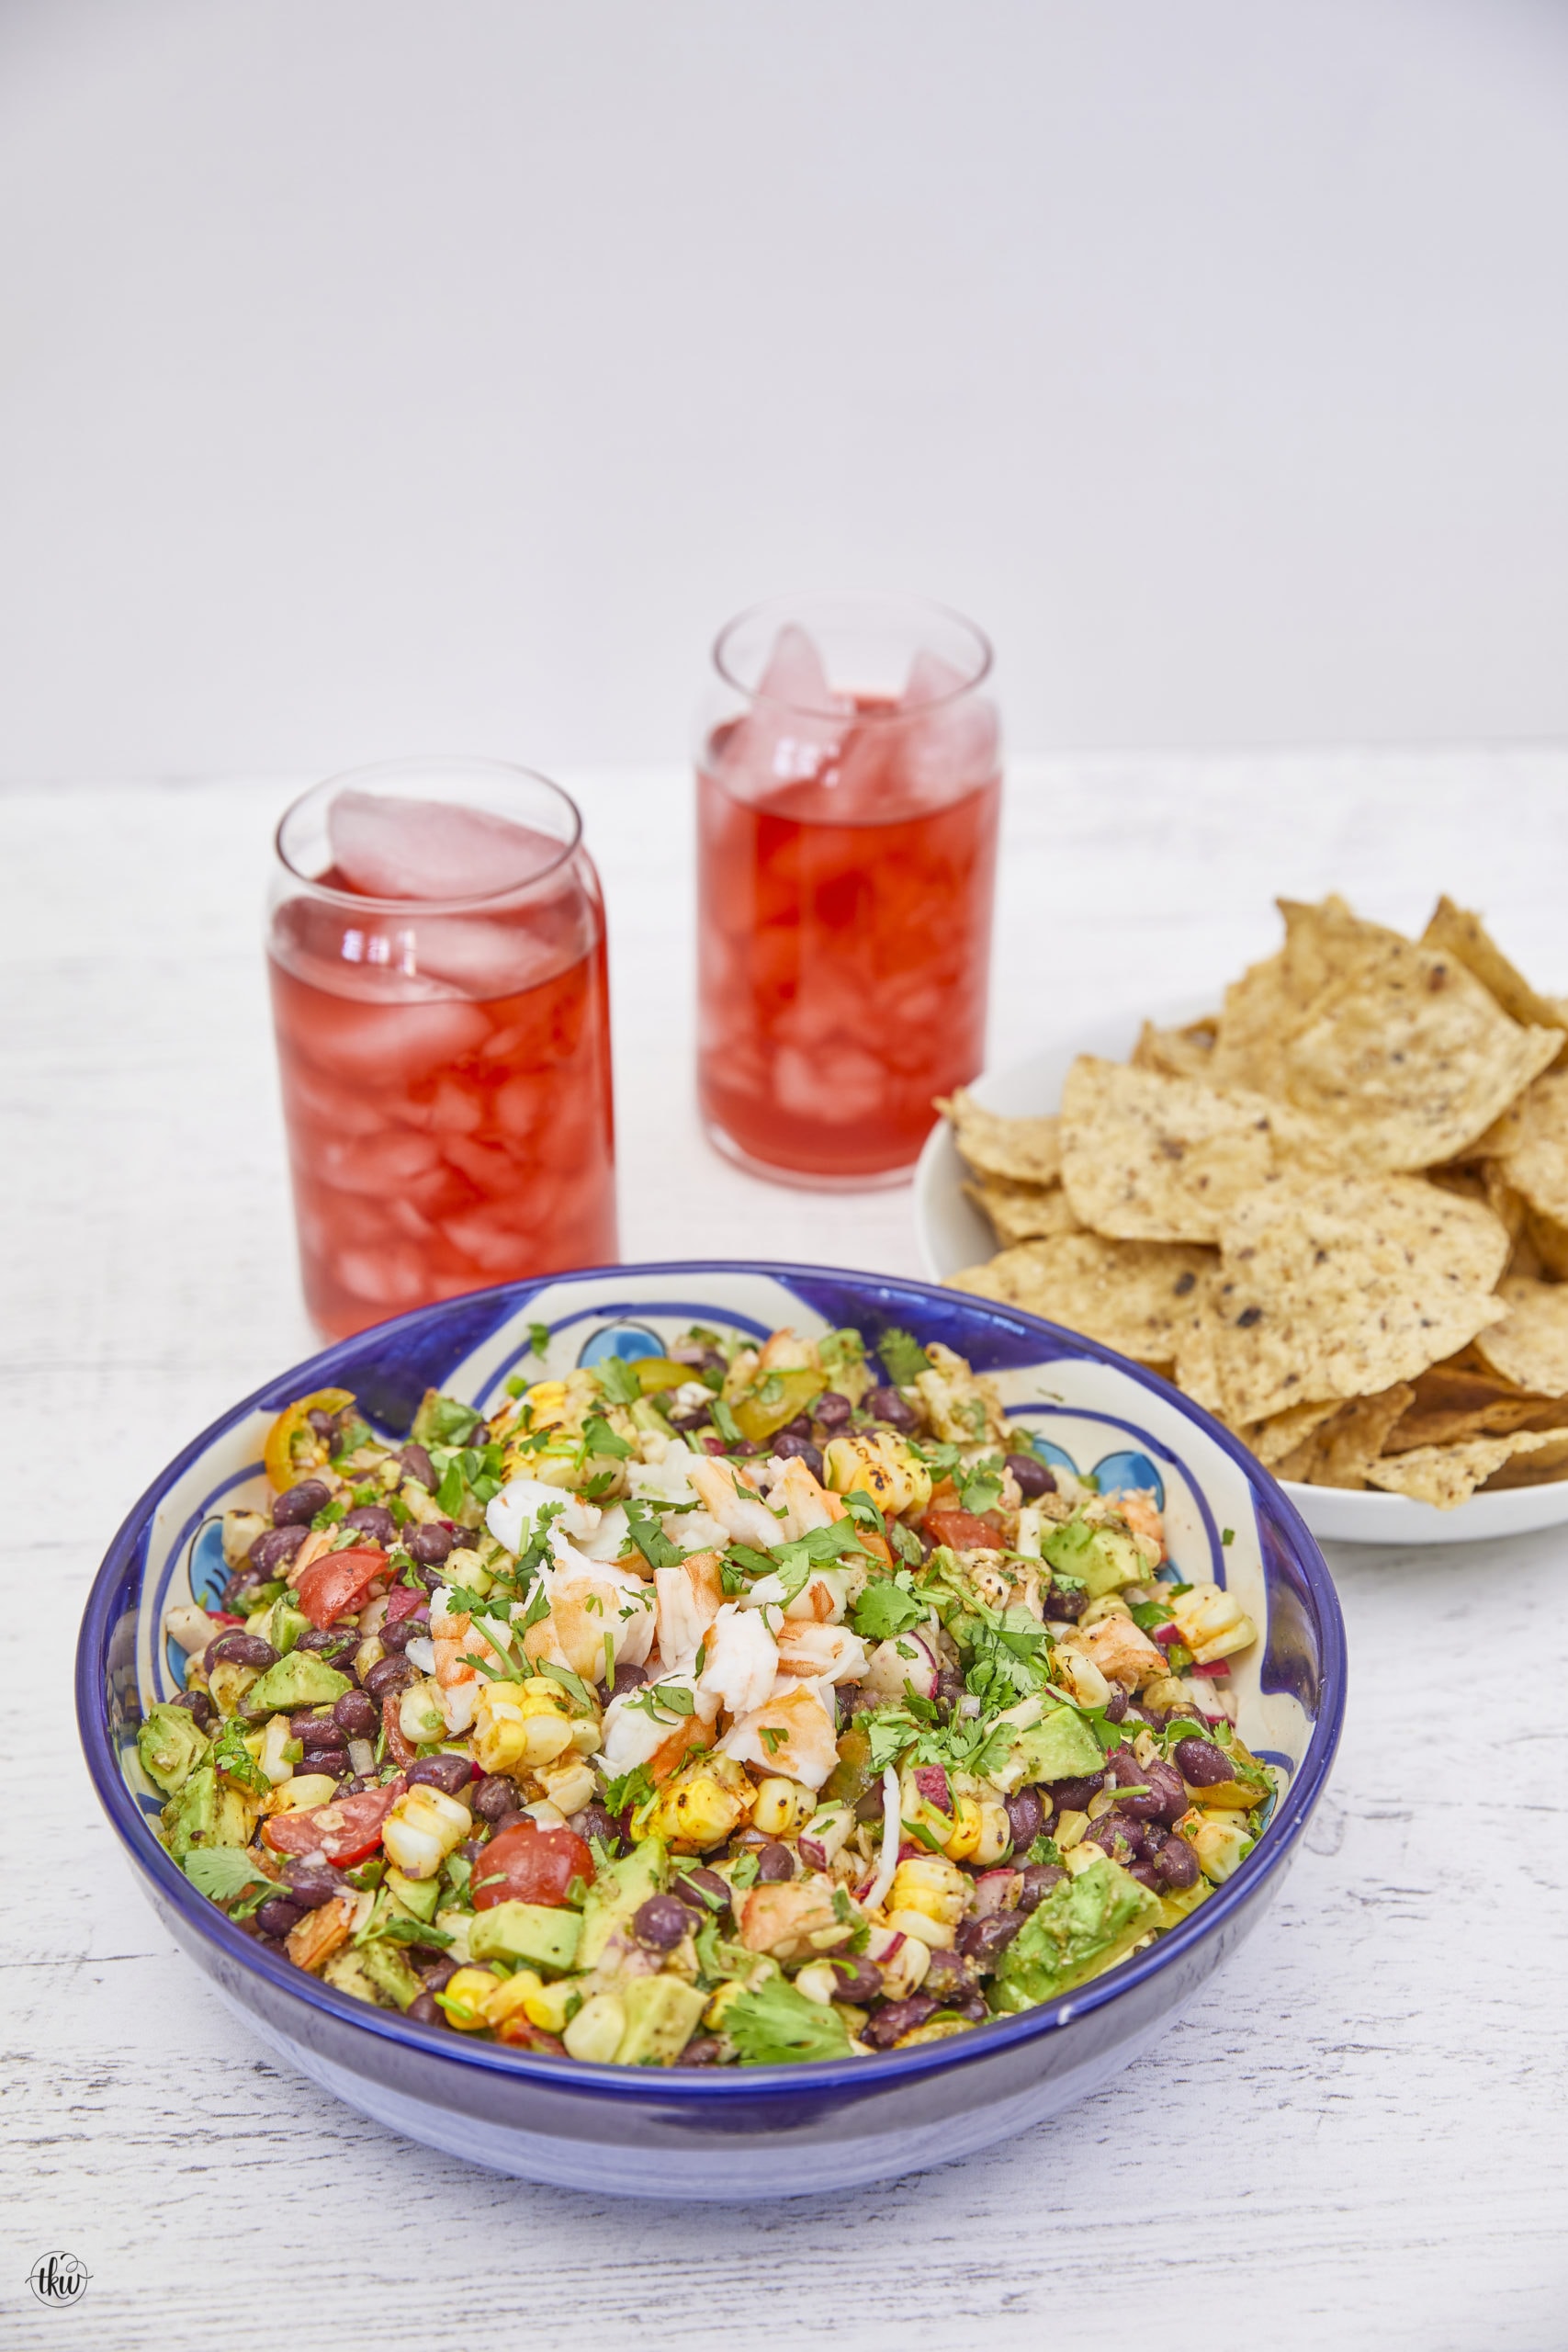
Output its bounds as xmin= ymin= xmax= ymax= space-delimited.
xmin=696 ymin=594 xmax=1001 ymax=1184
xmin=267 ymin=759 xmax=617 ymax=1338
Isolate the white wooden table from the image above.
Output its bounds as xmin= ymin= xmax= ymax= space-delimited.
xmin=6 ymin=754 xmax=1567 ymax=2351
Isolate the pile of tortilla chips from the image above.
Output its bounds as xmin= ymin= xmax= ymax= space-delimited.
xmin=945 ymin=896 xmax=1568 ymax=1507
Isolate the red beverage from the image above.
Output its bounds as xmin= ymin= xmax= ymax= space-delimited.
xmin=268 ymin=763 xmax=617 ymax=1338
xmin=696 ymin=601 xmax=1001 ymax=1182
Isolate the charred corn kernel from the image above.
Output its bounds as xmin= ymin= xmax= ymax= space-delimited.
xmin=520 ymin=1380 xmax=569 ymax=1427
xmin=522 ymin=1977 xmax=579 ymax=2033
xmin=896 ymin=2016 xmax=970 ymax=2049
xmin=482 ymin=1970 xmax=545 ymax=2028
xmin=382 ymin=1783 xmax=471 ymax=1879
xmin=871 ymin=1932 xmax=931 ymax=1997
xmin=885 ymin=1907 xmax=955 ymax=1950
xmin=472 ymin=1678 xmax=575 ymax=1776
xmin=272 ymin=1771 xmax=338 ymax=1812
xmin=793 ymin=1960 xmax=842 ymax=2006
xmin=822 ymin=1431 xmax=932 ymax=1519
xmin=886 ymin=1854 xmax=969 ymax=1928
xmin=972 ymin=1796 xmax=1011 ymax=1868
xmin=942 ymin=1794 xmax=985 ymax=1861
xmin=535 ymin=1754 xmax=597 ymax=1815
xmin=563 ymin=1992 xmax=626 ymax=2064
xmin=1053 ymin=1649 xmax=1113 ymax=1710
xmin=1055 ymin=1807 xmax=1089 ymax=1849
xmin=207 ymin=1660 xmax=260 ymax=1718
xmin=642 ymin=1754 xmax=753 ymax=1852
xmin=257 ymin=1714 xmax=295 ymax=1786
xmin=398 ymin=1677 xmax=446 ymax=1748
xmin=752 ymin=1777 xmax=814 ymax=1838
xmin=1170 ymin=1581 xmax=1257 ymax=1666
xmin=439 ymin=1967 xmax=502 ymax=2030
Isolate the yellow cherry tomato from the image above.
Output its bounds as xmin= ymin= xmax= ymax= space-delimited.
xmin=263 ymin=1388 xmax=355 ymax=1491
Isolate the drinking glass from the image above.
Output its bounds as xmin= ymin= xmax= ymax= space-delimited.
xmin=267 ymin=757 xmax=617 ymax=1337
xmin=695 ymin=593 xmax=1001 ymax=1184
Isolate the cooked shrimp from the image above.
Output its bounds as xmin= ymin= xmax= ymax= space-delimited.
xmin=685 ymin=1453 xmax=784 ymax=1551
xmin=694 ymin=1602 xmax=779 ymax=1721
xmin=760 ymin=1453 xmax=845 ymax=1541
xmin=773 ymin=1620 xmax=869 ymax=1684
xmin=653 ymin=1550 xmax=727 ymax=1670
xmin=718 ymin=1679 xmax=840 ymax=1791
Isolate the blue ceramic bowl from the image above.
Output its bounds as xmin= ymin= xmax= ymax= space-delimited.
xmin=78 ymin=1261 xmax=1345 ymax=2199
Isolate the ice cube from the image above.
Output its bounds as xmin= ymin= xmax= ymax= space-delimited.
xmin=285 ymin=994 xmax=491 ymax=1085
xmin=712 ymin=626 xmax=849 ymax=806
xmin=900 ymin=650 xmax=1000 ymax=802
xmin=329 ymin=791 xmax=563 ymax=902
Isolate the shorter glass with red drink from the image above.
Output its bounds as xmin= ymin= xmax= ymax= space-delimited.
xmin=267 ymin=758 xmax=617 ymax=1338
xmin=695 ymin=593 xmax=1002 ymax=1185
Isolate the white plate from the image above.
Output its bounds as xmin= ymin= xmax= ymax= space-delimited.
xmin=913 ymin=1005 xmax=1568 ymax=1547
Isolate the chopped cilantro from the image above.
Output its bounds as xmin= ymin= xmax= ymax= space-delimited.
xmin=759 ymin=1724 xmax=787 ymax=1757
xmin=708 ymin=1397 xmax=743 ymax=1448
xmin=959 ymin=1459 xmax=1004 ymax=1516
xmin=726 ymin=1974 xmax=853 ymax=2065
xmin=594 ymin=1358 xmax=645 ymax=1407
xmin=182 ymin=1848 xmax=275 ymax=1904
xmin=1221 ymin=1528 xmax=1235 ymax=1546
xmin=603 ymin=1763 xmax=655 ymax=1815
xmin=839 ymin=1487 xmax=886 ymax=1534
xmin=528 ymin=1321 xmax=551 ymax=1359
xmin=583 ymin=1414 xmax=633 ymax=1460
xmin=622 ymin=1496 xmax=683 ymax=1571
xmin=875 ymin=1327 xmax=930 ymax=1389
xmin=850 ymin=1578 xmax=927 ymax=1642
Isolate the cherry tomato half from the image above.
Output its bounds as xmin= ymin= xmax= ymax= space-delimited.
xmin=262 ymin=1778 xmax=404 ymax=1866
xmin=924 ymin=1507 xmax=1003 ymax=1553
xmin=294 ymin=1545 xmax=388 ymax=1630
xmin=471 ymin=1822 xmax=593 ymax=1911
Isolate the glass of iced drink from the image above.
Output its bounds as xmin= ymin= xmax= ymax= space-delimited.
xmin=695 ymin=593 xmax=1001 ymax=1184
xmin=267 ymin=758 xmax=617 ymax=1338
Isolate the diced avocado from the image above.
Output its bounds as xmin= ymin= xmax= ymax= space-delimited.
xmin=386 ymin=1867 xmax=442 ymax=1923
xmin=267 ymin=1595 xmax=311 ymax=1657
xmin=579 ymin=1838 xmax=668 ymax=1970
xmin=615 ymin=1974 xmax=706 ymax=2066
xmin=242 ymin=1653 xmax=352 ymax=1718
xmin=1041 ymin=1515 xmax=1144 ymax=1600
xmin=468 ymin=1900 xmax=582 ymax=1977
xmin=137 ymin=1703 xmax=209 ymax=1796
xmin=1010 ymin=1704 xmax=1106 ymax=1787
xmin=989 ymin=1853 xmax=1162 ymax=2012
xmin=160 ymin=1765 xmax=258 ymax=1861
xmin=359 ymin=1938 xmax=424 ymax=2011
xmin=321 ymin=1946 xmax=388 ymax=2007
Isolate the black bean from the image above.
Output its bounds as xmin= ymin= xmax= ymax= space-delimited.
xmin=283 ymin=1860 xmax=344 ymax=1908
xmin=363 ymin=1655 xmax=418 ymax=1703
xmin=1046 ymin=1774 xmax=1104 ymax=1813
xmin=853 ymin=1783 xmax=886 ymax=1822
xmin=866 ymin=1385 xmax=919 ymax=1431
xmin=921 ymin=1947 xmax=977 ymax=2002
xmin=297 ymin=1625 xmax=347 ymax=1656
xmin=406 ymin=1519 xmax=452 ymax=1566
xmin=1133 ymin=1701 xmax=1170 ymax=1730
xmin=246 ymin=1525 xmax=308 ymax=1577
xmin=1044 ymin=1581 xmax=1087 ymax=1622
xmin=669 ymin=1406 xmax=713 ymax=1430
xmin=488 ymin=1811 xmax=533 ymax=1838
xmin=754 ymin=1842 xmax=795 ymax=1883
xmin=813 ymin=1391 xmax=852 ymax=1430
xmin=862 ymin=1994 xmax=938 ymax=2048
xmin=1118 ymin=1756 xmax=1188 ymax=1825
xmin=1173 ymin=1736 xmax=1235 ymax=1788
xmin=421 ymin=1958 xmax=460 ymax=1992
xmin=255 ymin=1896 xmax=304 ymax=1939
xmin=206 ymin=1632 xmax=279 ymax=1671
xmin=306 ymin=1408 xmax=340 ymax=1442
xmin=295 ymin=1714 xmax=348 ymax=1756
xmin=399 ymin=1444 xmax=438 ymax=1494
xmin=1129 ymin=1861 xmax=1164 ymax=1891
xmin=825 ymin=1955 xmax=884 ymax=2005
xmin=633 ymin=1894 xmax=694 ymax=1951
xmin=378 ymin=1617 xmax=419 ymax=1653
xmin=1104 ymin=1690 xmax=1130 ymax=1724
xmin=457 ymin=1838 xmax=490 ymax=1864
xmin=407 ymin=1754 xmax=473 ymax=1798
xmin=170 ymin=1689 xmax=217 ymax=1732
xmin=611 ymin=1662 xmax=649 ymax=1697
xmin=471 ymin=1773 xmax=523 ymax=1823
xmin=1017 ymin=1862 xmax=1066 ymax=1910
xmin=957 ymin=1911 xmax=1024 ymax=1966
xmin=1154 ymin=1834 xmax=1201 ymax=1891
xmin=1005 ymin=1451 xmax=1055 ymax=1499
xmin=933 ymin=1666 xmax=966 ymax=1715
xmin=570 ymin=1803 xmax=628 ymax=1851
xmin=1084 ymin=1811 xmax=1145 ymax=1865
xmin=1004 ymin=1787 xmax=1044 ymax=1851
xmin=675 ymin=2035 xmax=724 ymax=2065
xmin=406 ymin=1991 xmax=446 ymax=2027
xmin=273 ymin=1479 xmax=332 ymax=1528
xmin=672 ymin=1866 xmax=730 ymax=1915
xmin=333 ymin=1690 xmax=378 ymax=1740
xmin=772 ymin=1433 xmax=825 ymax=1480
xmin=343 ymin=1504 xmax=397 ymax=1545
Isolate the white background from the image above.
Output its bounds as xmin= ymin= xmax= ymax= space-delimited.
xmin=4 ymin=0 xmax=1568 ymax=779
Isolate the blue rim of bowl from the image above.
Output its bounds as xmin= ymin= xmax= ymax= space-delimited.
xmin=76 ymin=1259 xmax=1347 ymax=2106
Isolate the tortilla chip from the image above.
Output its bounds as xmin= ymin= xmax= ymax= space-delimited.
xmin=1211 ymin=897 xmax=1560 ymax=1167
xmin=1484 ymin=1071 xmax=1568 ymax=1228
xmin=1059 ymin=1057 xmax=1336 ymax=1243
xmin=1239 ymin=1398 xmax=1343 ymax=1470
xmin=962 ymin=1175 xmax=1080 ymax=1249
xmin=1382 ymin=1357 xmax=1568 ymax=1451
xmin=1181 ymin=1170 xmax=1509 ymax=1425
xmin=1132 ymin=1016 xmax=1221 ymax=1082
xmin=1420 ymin=898 xmax=1567 ymax=1035
xmin=1288 ymin=1385 xmax=1416 ymax=1489
xmin=938 ymin=1091 xmax=1062 ymax=1187
xmin=1472 ymin=1276 xmax=1568 ymax=1397
xmin=948 ymin=1234 xmax=1214 ymax=1366
xmin=1366 ymin=1429 xmax=1568 ymax=1509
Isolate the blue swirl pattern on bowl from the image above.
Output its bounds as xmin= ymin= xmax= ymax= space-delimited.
xmin=77 ymin=1261 xmax=1345 ymax=2199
